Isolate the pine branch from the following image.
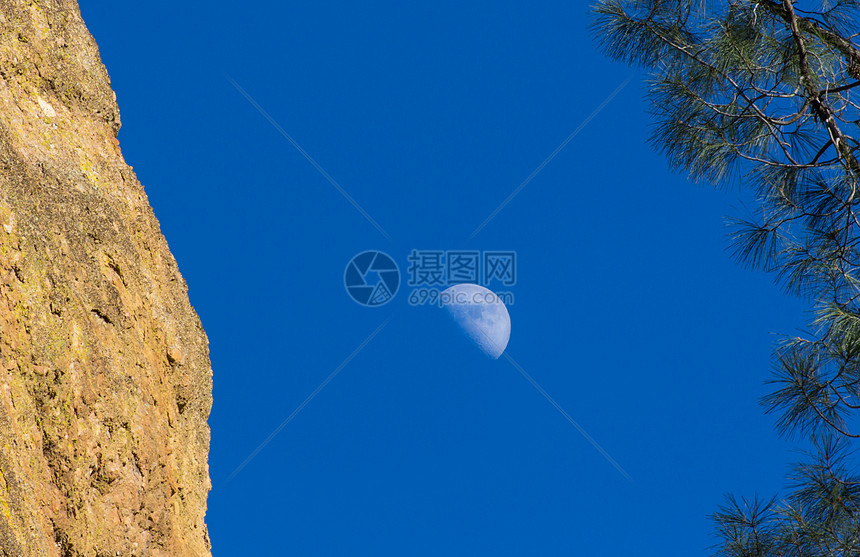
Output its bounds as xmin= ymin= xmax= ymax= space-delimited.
xmin=780 ymin=0 xmax=860 ymax=179
xmin=757 ymin=0 xmax=860 ymax=67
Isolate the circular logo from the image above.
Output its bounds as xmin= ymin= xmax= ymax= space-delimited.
xmin=344 ymin=250 xmax=400 ymax=307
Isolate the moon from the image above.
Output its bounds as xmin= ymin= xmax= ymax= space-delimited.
xmin=441 ymin=284 xmax=511 ymax=359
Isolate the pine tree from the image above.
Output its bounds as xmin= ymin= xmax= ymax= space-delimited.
xmin=592 ymin=1 xmax=860 ymax=553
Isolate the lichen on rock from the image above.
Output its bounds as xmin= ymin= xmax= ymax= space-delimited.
xmin=0 ymin=1 xmax=213 ymax=555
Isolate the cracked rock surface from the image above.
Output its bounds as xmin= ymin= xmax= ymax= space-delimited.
xmin=0 ymin=1 xmax=213 ymax=555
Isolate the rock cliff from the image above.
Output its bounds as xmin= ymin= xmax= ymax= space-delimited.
xmin=0 ymin=1 xmax=213 ymax=555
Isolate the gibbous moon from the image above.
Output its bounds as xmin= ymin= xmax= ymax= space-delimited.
xmin=441 ymin=284 xmax=511 ymax=359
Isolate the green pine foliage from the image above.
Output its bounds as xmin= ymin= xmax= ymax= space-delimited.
xmin=592 ymin=1 xmax=860 ymax=554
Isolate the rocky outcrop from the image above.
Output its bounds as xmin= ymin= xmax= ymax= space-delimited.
xmin=0 ymin=1 xmax=213 ymax=555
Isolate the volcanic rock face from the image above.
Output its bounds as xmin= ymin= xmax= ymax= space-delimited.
xmin=0 ymin=1 xmax=213 ymax=555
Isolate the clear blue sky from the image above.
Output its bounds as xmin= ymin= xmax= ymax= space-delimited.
xmin=79 ymin=1 xmax=808 ymax=554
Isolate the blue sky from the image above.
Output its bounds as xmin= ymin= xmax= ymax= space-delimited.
xmin=79 ymin=1 xmax=809 ymax=554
